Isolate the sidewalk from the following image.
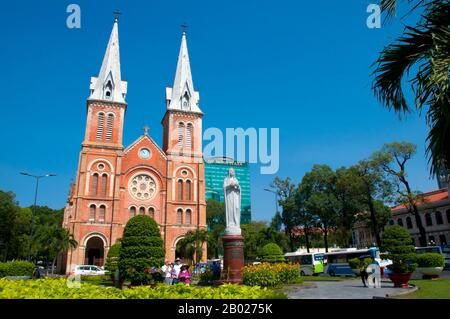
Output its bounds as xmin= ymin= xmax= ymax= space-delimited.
xmin=283 ymin=279 xmax=416 ymax=299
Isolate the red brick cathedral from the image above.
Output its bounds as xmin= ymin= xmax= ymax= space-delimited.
xmin=62 ymin=18 xmax=206 ymax=273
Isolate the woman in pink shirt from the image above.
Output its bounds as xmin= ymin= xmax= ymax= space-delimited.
xmin=178 ymin=265 xmax=191 ymax=285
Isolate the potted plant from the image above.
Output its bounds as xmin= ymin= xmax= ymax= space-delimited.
xmin=348 ymin=258 xmax=360 ymax=275
xmin=415 ymin=253 xmax=444 ymax=279
xmin=381 ymin=225 xmax=416 ymax=288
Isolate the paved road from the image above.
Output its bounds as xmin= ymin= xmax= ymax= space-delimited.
xmin=283 ymin=279 xmax=415 ymax=299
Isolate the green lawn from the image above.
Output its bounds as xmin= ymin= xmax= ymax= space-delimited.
xmin=398 ymin=278 xmax=450 ymax=299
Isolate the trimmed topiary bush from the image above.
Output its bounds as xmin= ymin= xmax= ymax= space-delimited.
xmin=0 ymin=261 xmax=35 ymax=278
xmin=415 ymin=253 xmax=445 ymax=268
xmin=118 ymin=215 xmax=165 ymax=285
xmin=381 ymin=225 xmax=416 ymax=273
xmin=260 ymin=243 xmax=284 ymax=263
xmin=105 ymin=242 xmax=121 ymax=274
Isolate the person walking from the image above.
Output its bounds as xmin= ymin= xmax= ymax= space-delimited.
xmin=359 ymin=256 xmax=369 ymax=287
xmin=161 ymin=260 xmax=173 ymax=285
xmin=178 ymin=265 xmax=191 ymax=285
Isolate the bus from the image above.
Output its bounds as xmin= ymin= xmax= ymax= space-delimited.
xmin=323 ymin=247 xmax=382 ymax=276
xmin=284 ymin=252 xmax=325 ymax=276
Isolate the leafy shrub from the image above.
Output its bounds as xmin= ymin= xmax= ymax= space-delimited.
xmin=123 ymin=283 xmax=286 ymax=299
xmin=105 ymin=242 xmax=121 ymax=274
xmin=0 ymin=278 xmax=123 ymax=299
xmin=260 ymin=243 xmax=284 ymax=263
xmin=119 ymin=215 xmax=165 ymax=285
xmin=242 ymin=263 xmax=300 ymax=287
xmin=381 ymin=225 xmax=416 ymax=273
xmin=198 ymin=270 xmax=215 ymax=286
xmin=348 ymin=257 xmax=372 ymax=269
xmin=415 ymin=253 xmax=445 ymax=268
xmin=0 ymin=278 xmax=286 ymax=299
xmin=0 ymin=261 xmax=35 ymax=278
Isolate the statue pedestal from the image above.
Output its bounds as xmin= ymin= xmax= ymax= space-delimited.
xmin=221 ymin=234 xmax=244 ymax=284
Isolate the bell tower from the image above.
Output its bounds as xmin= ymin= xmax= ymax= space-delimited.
xmin=64 ymin=15 xmax=128 ymax=273
xmin=161 ymin=29 xmax=207 ymax=261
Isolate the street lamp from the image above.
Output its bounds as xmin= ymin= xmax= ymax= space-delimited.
xmin=264 ymin=188 xmax=279 ymax=216
xmin=20 ymin=172 xmax=56 ymax=262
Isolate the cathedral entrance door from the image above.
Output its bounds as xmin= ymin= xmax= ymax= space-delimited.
xmin=85 ymin=237 xmax=104 ymax=266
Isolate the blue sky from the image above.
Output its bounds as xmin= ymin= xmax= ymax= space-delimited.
xmin=0 ymin=1 xmax=438 ymax=222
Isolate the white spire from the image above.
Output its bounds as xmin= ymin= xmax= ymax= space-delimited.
xmin=165 ymin=30 xmax=201 ymax=113
xmin=89 ymin=17 xmax=127 ymax=104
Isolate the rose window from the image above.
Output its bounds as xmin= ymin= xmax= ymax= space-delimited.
xmin=129 ymin=174 xmax=157 ymax=200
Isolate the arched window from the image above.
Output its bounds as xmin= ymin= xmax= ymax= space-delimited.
xmin=149 ymin=207 xmax=155 ymax=219
xmin=130 ymin=206 xmax=136 ymax=217
xmin=406 ymin=216 xmax=413 ymax=229
xmin=177 ymin=209 xmax=183 ymax=224
xmin=139 ymin=207 xmax=145 ymax=215
xmin=92 ymin=173 xmax=99 ymax=196
xmin=99 ymin=205 xmax=106 ymax=222
xmin=182 ymin=92 xmax=190 ymax=110
xmin=435 ymin=211 xmax=443 ymax=225
xmin=106 ymin=114 xmax=114 ymax=141
xmin=447 ymin=209 xmax=450 ymax=224
xmin=397 ymin=218 xmax=403 ymax=227
xmin=185 ymin=209 xmax=192 ymax=225
xmin=101 ymin=174 xmax=107 ymax=196
xmin=389 ymin=220 xmax=394 ymax=226
xmin=186 ymin=123 xmax=193 ymax=150
xmin=425 ymin=213 xmax=433 ymax=226
xmin=178 ymin=122 xmax=185 ymax=148
xmin=89 ymin=204 xmax=96 ymax=221
xmin=439 ymin=234 xmax=447 ymax=246
xmin=186 ymin=180 xmax=191 ymax=201
xmin=104 ymin=80 xmax=113 ymax=100
xmin=96 ymin=113 xmax=105 ymax=140
xmin=178 ymin=179 xmax=183 ymax=201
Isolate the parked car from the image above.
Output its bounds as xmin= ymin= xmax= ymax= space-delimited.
xmin=73 ymin=265 xmax=107 ymax=276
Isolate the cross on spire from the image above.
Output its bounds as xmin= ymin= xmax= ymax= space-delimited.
xmin=114 ymin=10 xmax=121 ymax=22
xmin=143 ymin=125 xmax=149 ymax=135
xmin=181 ymin=22 xmax=188 ymax=35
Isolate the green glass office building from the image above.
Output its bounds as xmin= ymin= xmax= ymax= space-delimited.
xmin=204 ymin=157 xmax=251 ymax=224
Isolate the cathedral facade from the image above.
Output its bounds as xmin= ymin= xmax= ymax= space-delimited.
xmin=62 ymin=18 xmax=206 ymax=273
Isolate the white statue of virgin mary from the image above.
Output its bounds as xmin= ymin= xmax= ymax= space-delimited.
xmin=223 ymin=168 xmax=241 ymax=235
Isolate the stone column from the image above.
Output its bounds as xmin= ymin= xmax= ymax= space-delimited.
xmin=221 ymin=234 xmax=244 ymax=284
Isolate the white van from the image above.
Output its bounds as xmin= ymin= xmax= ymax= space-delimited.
xmin=73 ymin=265 xmax=107 ymax=276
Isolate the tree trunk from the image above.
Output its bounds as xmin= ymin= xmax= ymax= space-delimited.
xmin=402 ymin=179 xmax=427 ymax=246
xmin=368 ymin=196 xmax=382 ymax=248
xmin=305 ymin=228 xmax=310 ymax=253
xmin=323 ymin=223 xmax=329 ymax=253
xmin=52 ymin=256 xmax=57 ymax=275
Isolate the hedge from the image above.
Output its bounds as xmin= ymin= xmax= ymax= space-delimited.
xmin=0 ymin=261 xmax=35 ymax=278
xmin=0 ymin=278 xmax=286 ymax=299
xmin=415 ymin=253 xmax=445 ymax=268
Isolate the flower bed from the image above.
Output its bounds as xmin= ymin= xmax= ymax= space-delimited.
xmin=0 ymin=278 xmax=286 ymax=299
xmin=242 ymin=263 xmax=300 ymax=288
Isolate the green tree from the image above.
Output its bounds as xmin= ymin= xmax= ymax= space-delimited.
xmin=293 ymin=187 xmax=317 ymax=253
xmin=241 ymin=221 xmax=268 ymax=262
xmin=381 ymin=225 xmax=416 ymax=273
xmin=119 ymin=215 xmax=165 ymax=285
xmin=0 ymin=191 xmax=21 ymax=261
xmin=178 ymin=229 xmax=208 ymax=264
xmin=271 ymin=177 xmax=299 ymax=251
xmin=353 ymin=160 xmax=394 ymax=248
xmin=34 ymin=226 xmax=77 ymax=273
xmin=300 ymin=165 xmax=339 ymax=252
xmin=206 ymin=199 xmax=225 ymax=259
xmin=372 ymin=0 xmax=450 ymax=175
xmin=372 ymin=141 xmax=427 ymax=246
